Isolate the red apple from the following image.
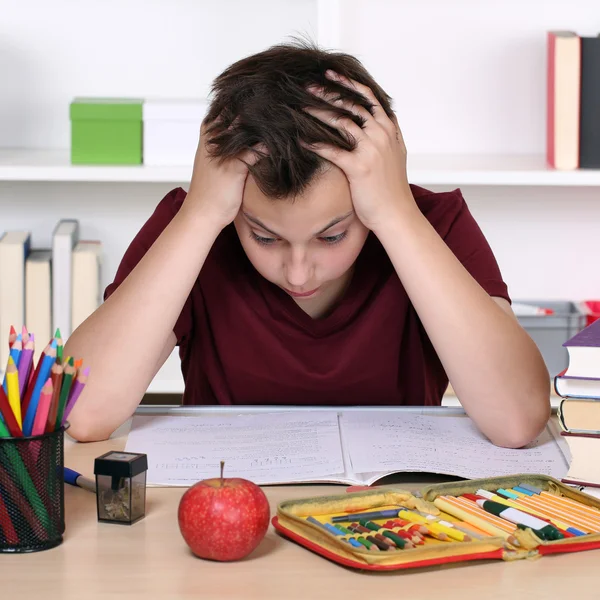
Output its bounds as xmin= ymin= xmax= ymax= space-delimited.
xmin=178 ymin=461 xmax=270 ymax=561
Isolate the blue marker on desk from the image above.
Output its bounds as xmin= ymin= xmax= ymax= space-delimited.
xmin=63 ymin=467 xmax=96 ymax=493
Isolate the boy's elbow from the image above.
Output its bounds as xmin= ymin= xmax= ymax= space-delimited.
xmin=490 ymin=392 xmax=552 ymax=449
xmin=66 ymin=409 xmax=115 ymax=443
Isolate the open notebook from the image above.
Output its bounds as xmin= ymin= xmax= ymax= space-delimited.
xmin=124 ymin=408 xmax=570 ymax=487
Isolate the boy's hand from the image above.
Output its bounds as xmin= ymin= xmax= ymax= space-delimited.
xmin=303 ymin=71 xmax=415 ymax=232
xmin=185 ymin=120 xmax=265 ymax=230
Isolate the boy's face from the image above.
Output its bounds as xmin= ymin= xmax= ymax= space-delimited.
xmin=234 ymin=165 xmax=369 ymax=309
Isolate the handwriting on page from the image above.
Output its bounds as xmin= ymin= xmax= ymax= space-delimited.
xmin=341 ymin=413 xmax=570 ymax=480
xmin=125 ymin=412 xmax=345 ymax=485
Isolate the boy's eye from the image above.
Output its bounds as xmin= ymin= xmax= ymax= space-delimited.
xmin=251 ymin=232 xmax=278 ymax=246
xmin=320 ymin=231 xmax=347 ymax=245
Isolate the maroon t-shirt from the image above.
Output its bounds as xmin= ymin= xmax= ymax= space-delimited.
xmin=104 ymin=185 xmax=510 ymax=407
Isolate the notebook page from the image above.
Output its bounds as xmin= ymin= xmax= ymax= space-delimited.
xmin=125 ymin=412 xmax=347 ymax=486
xmin=340 ymin=412 xmax=570 ymax=484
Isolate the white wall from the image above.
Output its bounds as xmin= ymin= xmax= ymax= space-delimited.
xmin=2 ymin=0 xmax=600 ymax=302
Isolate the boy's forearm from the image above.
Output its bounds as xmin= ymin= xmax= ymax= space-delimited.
xmin=65 ymin=203 xmax=223 ymax=441
xmin=373 ymin=202 xmax=550 ymax=449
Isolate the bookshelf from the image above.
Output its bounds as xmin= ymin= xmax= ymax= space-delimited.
xmin=2 ymin=149 xmax=600 ymax=187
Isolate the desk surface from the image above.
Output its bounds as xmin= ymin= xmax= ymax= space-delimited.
xmin=3 ymin=423 xmax=598 ymax=600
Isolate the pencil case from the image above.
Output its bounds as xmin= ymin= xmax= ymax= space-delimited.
xmin=272 ymin=474 xmax=600 ymax=571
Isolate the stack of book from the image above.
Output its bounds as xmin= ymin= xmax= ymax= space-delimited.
xmin=0 ymin=220 xmax=102 ymax=367
xmin=547 ymin=31 xmax=600 ymax=170
xmin=555 ymin=318 xmax=600 ymax=488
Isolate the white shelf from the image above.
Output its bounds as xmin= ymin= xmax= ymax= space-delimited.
xmin=2 ymin=149 xmax=600 ymax=186
xmin=0 ymin=149 xmax=192 ymax=183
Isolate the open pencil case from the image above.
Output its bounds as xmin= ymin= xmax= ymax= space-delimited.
xmin=272 ymin=474 xmax=600 ymax=571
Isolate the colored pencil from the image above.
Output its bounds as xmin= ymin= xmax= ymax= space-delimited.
xmin=8 ymin=325 xmax=17 ymax=348
xmin=434 ymin=496 xmax=519 ymax=545
xmin=21 ymin=340 xmax=51 ymax=416
xmin=0 ymin=460 xmax=49 ymax=541
xmin=46 ymin=363 xmax=64 ymax=433
xmin=0 ymin=487 xmax=19 ymax=545
xmin=22 ymin=343 xmax=57 ymax=436
xmin=477 ymin=489 xmax=580 ymax=535
xmin=5 ymin=357 xmax=22 ymax=429
xmin=31 ymin=378 xmax=53 ymax=437
xmin=55 ymin=361 xmax=75 ymax=430
xmin=512 ymin=489 xmax=600 ymax=526
xmin=476 ymin=499 xmax=563 ymax=540
xmin=21 ymin=325 xmax=29 ymax=346
xmin=9 ymin=336 xmax=22 ymax=369
xmin=62 ymin=366 xmax=89 ymax=426
xmin=539 ymin=491 xmax=600 ymax=519
xmin=17 ymin=338 xmax=35 ymax=397
xmin=0 ymin=384 xmax=22 ymax=437
xmin=54 ymin=328 xmax=63 ymax=363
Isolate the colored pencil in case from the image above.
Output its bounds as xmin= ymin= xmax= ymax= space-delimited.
xmin=17 ymin=338 xmax=35 ymax=398
xmin=434 ymin=496 xmax=519 ymax=546
xmin=519 ymin=496 xmax=600 ymax=533
xmin=476 ymin=499 xmax=564 ymax=541
xmin=22 ymin=340 xmax=51 ymax=416
xmin=55 ymin=360 xmax=75 ymax=430
xmin=22 ymin=342 xmax=57 ymax=436
xmin=511 ymin=496 xmax=595 ymax=534
xmin=61 ymin=366 xmax=89 ymax=427
xmin=476 ymin=489 xmax=582 ymax=535
xmin=508 ymin=488 xmax=600 ymax=526
xmin=31 ymin=378 xmax=53 ymax=437
xmin=538 ymin=490 xmax=600 ymax=519
xmin=46 ymin=363 xmax=64 ymax=433
xmin=0 ymin=385 xmax=22 ymax=437
xmin=332 ymin=509 xmax=399 ymax=523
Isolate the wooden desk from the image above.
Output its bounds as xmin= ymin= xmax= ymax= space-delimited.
xmin=3 ymin=426 xmax=599 ymax=600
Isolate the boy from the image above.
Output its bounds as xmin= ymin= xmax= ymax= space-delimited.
xmin=66 ymin=42 xmax=550 ymax=446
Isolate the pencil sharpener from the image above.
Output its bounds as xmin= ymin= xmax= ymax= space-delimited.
xmin=93 ymin=451 xmax=148 ymax=525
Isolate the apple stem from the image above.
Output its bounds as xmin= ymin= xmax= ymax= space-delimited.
xmin=220 ymin=460 xmax=225 ymax=486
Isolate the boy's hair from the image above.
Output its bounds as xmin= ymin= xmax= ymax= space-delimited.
xmin=204 ymin=40 xmax=394 ymax=199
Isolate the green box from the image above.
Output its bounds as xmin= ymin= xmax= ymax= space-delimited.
xmin=70 ymin=98 xmax=143 ymax=165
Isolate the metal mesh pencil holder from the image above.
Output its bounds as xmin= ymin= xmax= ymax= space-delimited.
xmin=0 ymin=427 xmax=66 ymax=553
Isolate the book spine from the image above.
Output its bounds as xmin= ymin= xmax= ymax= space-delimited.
xmin=546 ymin=32 xmax=557 ymax=167
xmin=579 ymin=37 xmax=600 ymax=168
xmin=546 ymin=32 xmax=581 ymax=170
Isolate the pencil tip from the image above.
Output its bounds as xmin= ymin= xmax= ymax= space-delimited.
xmin=9 ymin=325 xmax=16 ymax=335
xmin=54 ymin=328 xmax=62 ymax=339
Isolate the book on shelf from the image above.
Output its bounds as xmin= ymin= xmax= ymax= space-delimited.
xmin=546 ymin=30 xmax=600 ymax=170
xmin=72 ymin=240 xmax=102 ymax=332
xmin=579 ymin=35 xmax=600 ymax=168
xmin=546 ymin=31 xmax=581 ymax=170
xmin=0 ymin=231 xmax=31 ymax=368
xmin=25 ymin=249 xmax=52 ymax=361
xmin=52 ymin=219 xmax=79 ymax=340
xmin=0 ymin=221 xmax=103 ymax=375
